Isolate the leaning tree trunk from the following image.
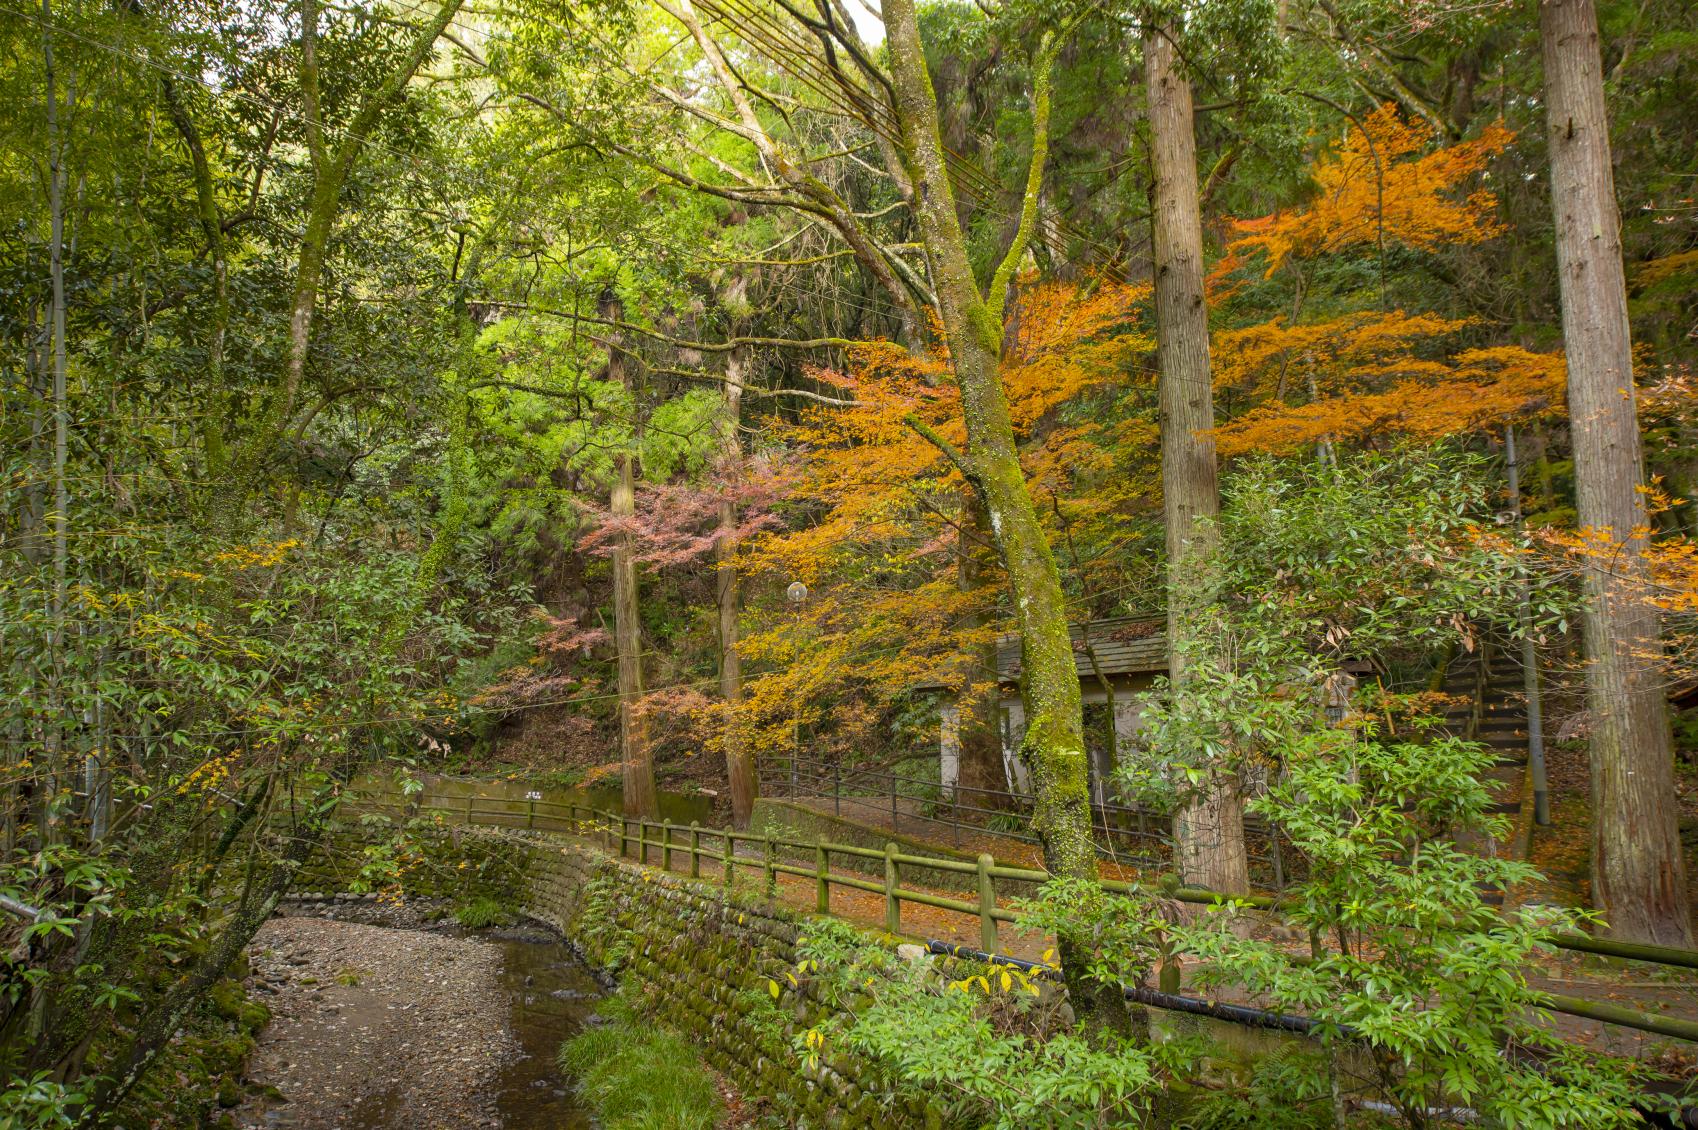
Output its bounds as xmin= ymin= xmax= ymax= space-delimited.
xmin=884 ymin=0 xmax=1125 ymax=1029
xmin=604 ymin=292 xmax=658 ymax=820
xmin=1540 ymin=0 xmax=1691 ymax=945
xmin=719 ymin=345 xmax=755 ymax=828
xmin=884 ymin=0 xmax=1090 ymax=883
xmin=1144 ymin=17 xmax=1249 ymax=896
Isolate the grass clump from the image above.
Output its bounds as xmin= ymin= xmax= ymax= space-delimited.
xmin=558 ymin=993 xmax=722 ymax=1130
xmin=453 ymin=895 xmax=514 ymax=929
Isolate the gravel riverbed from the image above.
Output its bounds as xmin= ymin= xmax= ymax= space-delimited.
xmin=236 ymin=912 xmax=520 ymax=1130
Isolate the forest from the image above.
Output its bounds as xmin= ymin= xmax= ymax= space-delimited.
xmin=3 ymin=0 xmax=1698 ymax=1124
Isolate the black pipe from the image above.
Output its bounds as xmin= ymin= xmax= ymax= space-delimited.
xmin=924 ymin=940 xmax=1339 ymax=1036
xmin=924 ymin=940 xmax=1698 ymax=1127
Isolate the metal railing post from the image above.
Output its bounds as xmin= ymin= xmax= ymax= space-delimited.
xmin=977 ymin=853 xmax=997 ymax=954
xmin=689 ymin=822 xmax=701 ymax=879
xmin=884 ymin=841 xmax=900 ymax=935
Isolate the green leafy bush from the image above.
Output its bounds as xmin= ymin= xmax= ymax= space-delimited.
xmin=786 ymin=919 xmax=1176 ymax=1130
xmin=452 ymin=896 xmax=514 ymax=929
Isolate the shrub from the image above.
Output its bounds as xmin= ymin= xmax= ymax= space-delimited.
xmin=452 ymin=896 xmax=513 ymax=929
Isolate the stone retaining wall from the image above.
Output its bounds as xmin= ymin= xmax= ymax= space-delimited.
xmin=524 ymin=835 xmax=939 ymax=1129
xmin=307 ymin=824 xmax=936 ymax=1128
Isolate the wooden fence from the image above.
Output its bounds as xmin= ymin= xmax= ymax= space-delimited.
xmin=348 ymin=786 xmax=1698 ymax=1045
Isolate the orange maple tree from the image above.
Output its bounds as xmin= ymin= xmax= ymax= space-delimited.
xmin=721 ymin=278 xmax=1153 ymax=761
xmin=1208 ymin=107 xmax=1565 ymax=456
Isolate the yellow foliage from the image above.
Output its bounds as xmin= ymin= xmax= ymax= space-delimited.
xmin=731 ymin=278 xmax=1151 ymax=758
xmin=211 ymin=539 xmax=300 ymax=570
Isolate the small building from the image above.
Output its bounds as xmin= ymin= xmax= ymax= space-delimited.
xmin=930 ymin=616 xmax=1168 ymax=802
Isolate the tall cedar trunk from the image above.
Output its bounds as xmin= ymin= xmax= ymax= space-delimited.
xmin=1539 ymin=0 xmax=1691 ymax=944
xmin=884 ymin=0 xmax=1125 ymax=1029
xmin=44 ymin=0 xmax=68 ymax=844
xmin=1144 ymin=19 xmax=1250 ymax=895
xmin=604 ymin=292 xmax=658 ymax=819
xmin=956 ymin=489 xmax=1006 ymax=800
xmin=719 ymin=346 xmax=755 ymax=828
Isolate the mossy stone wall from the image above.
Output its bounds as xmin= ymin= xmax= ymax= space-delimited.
xmin=307 ymin=823 xmax=936 ymax=1128
xmin=524 ymin=837 xmax=938 ymax=1129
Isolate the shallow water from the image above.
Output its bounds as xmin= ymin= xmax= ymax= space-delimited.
xmin=484 ymin=927 xmax=606 ymax=1130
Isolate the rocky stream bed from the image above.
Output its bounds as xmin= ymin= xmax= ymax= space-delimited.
xmin=235 ymin=900 xmax=605 ymax=1130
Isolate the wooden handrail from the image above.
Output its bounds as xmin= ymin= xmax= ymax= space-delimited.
xmin=340 ymin=784 xmax=1698 ymax=1044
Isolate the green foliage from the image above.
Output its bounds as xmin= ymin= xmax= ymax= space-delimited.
xmin=789 ymin=922 xmax=1169 ymax=1130
xmin=557 ymin=990 xmax=723 ymax=1130
xmin=453 ymin=895 xmax=516 ymax=929
xmin=1178 ymin=1047 xmax=1338 ymax=1130
xmin=1174 ymin=727 xmax=1644 ymax=1128
xmin=1126 ymin=448 xmax=1568 ymax=811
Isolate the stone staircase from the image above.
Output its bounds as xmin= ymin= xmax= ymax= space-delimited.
xmin=1434 ymin=643 xmax=1536 ymax=901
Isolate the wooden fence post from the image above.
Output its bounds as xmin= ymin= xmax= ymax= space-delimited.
xmin=977 ymin=853 xmax=997 ymax=954
xmin=662 ymin=819 xmax=673 ymax=872
xmin=618 ymin=818 xmax=628 ymax=858
xmin=815 ymin=837 xmax=829 ymax=914
xmin=527 ymin=797 xmax=535 ymax=830
xmin=722 ymin=828 xmax=734 ymax=890
xmin=884 ymin=842 xmax=900 ymax=935
xmin=763 ymin=833 xmax=776 ymax=899
xmin=639 ymin=820 xmax=650 ymax=866
xmin=465 ymin=794 xmax=473 ymax=825
xmin=689 ymin=822 xmax=701 ymax=879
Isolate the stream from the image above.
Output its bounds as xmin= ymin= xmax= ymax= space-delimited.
xmin=481 ymin=926 xmax=605 ymax=1130
xmin=239 ymin=906 xmax=606 ymax=1130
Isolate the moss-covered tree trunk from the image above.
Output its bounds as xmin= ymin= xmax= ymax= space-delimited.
xmin=882 ymin=2 xmax=1130 ymax=1031
xmin=884 ymin=0 xmax=1091 ymax=885
xmin=1540 ymin=0 xmax=1691 ymax=945
xmin=1143 ymin=16 xmax=1250 ymax=896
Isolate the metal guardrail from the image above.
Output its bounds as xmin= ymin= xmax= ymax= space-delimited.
xmin=756 ymin=755 xmax=1298 ymax=889
xmin=346 ymin=787 xmax=1698 ymax=1045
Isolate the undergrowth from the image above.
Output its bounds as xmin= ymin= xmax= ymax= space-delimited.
xmin=557 ymin=990 xmax=722 ymax=1130
xmin=453 ymin=895 xmax=514 ymax=929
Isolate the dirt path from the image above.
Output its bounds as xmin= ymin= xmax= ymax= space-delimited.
xmin=237 ymin=916 xmax=519 ymax=1130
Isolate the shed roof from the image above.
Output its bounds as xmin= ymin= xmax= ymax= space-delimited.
xmin=996 ymin=616 xmax=1168 ymax=684
xmin=915 ymin=616 xmax=1169 ymax=692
